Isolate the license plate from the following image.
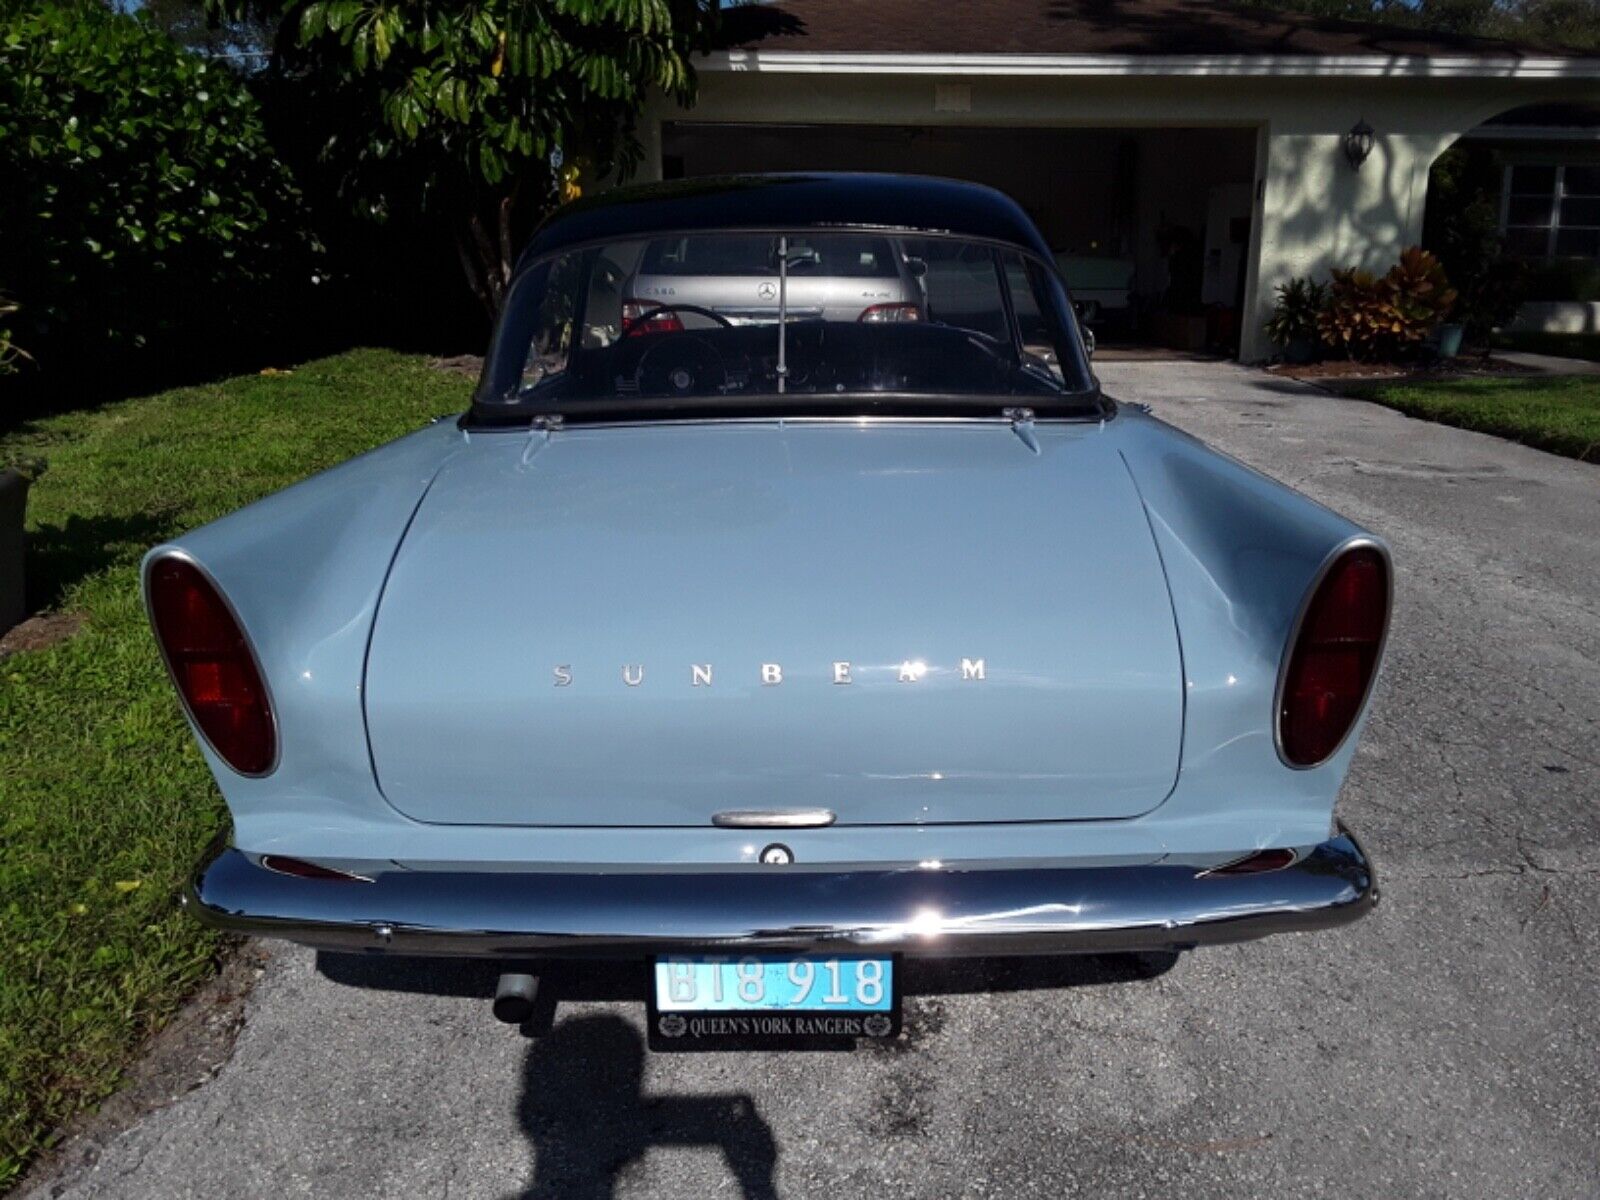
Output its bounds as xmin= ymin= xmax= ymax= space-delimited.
xmin=649 ymin=955 xmax=899 ymax=1048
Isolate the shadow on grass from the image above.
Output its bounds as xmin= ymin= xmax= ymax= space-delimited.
xmin=0 ymin=311 xmax=486 ymax=438
xmin=25 ymin=511 xmax=181 ymax=611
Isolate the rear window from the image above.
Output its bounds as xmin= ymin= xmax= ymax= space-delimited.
xmin=640 ymin=234 xmax=900 ymax=278
xmin=475 ymin=229 xmax=1097 ymax=419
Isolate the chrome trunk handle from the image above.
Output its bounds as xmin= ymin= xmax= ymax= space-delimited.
xmin=711 ymin=809 xmax=837 ymax=829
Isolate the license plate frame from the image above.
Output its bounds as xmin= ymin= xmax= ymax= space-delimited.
xmin=647 ymin=953 xmax=901 ymax=1050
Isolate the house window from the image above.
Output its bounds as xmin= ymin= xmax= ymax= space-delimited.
xmin=1501 ymin=164 xmax=1600 ymax=259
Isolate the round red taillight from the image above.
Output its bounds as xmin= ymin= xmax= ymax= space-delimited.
xmin=1277 ymin=545 xmax=1389 ymax=768
xmin=147 ymin=556 xmax=277 ymax=776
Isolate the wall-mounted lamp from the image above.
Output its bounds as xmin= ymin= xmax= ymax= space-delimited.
xmin=1343 ymin=118 xmax=1376 ymax=171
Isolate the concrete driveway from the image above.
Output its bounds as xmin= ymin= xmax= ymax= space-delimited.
xmin=31 ymin=362 xmax=1600 ymax=1199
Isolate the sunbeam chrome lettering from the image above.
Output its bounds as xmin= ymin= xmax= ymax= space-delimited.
xmin=543 ymin=658 xmax=990 ymax=687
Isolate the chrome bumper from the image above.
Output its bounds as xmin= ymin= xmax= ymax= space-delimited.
xmin=184 ymin=827 xmax=1376 ymax=958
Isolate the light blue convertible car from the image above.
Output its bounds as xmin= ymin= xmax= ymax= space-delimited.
xmin=147 ymin=175 xmax=1385 ymax=1046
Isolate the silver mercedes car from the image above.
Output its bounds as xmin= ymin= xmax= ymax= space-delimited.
xmin=620 ymin=232 xmax=926 ymax=333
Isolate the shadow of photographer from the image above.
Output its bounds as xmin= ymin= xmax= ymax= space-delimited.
xmin=504 ymin=1014 xmax=777 ymax=1200
xmin=313 ymin=953 xmax=1185 ymax=1195
xmin=316 ymin=951 xmax=1181 ymax=1006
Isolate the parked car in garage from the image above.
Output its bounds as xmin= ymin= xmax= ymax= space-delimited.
xmin=619 ymin=231 xmax=926 ymax=335
xmin=1053 ymin=251 xmax=1136 ymax=322
xmin=150 ymin=174 xmax=1383 ymax=1049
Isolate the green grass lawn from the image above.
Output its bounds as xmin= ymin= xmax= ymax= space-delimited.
xmin=0 ymin=350 xmax=470 ymax=1186
xmin=1358 ymin=375 xmax=1600 ymax=463
xmin=1490 ymin=330 xmax=1600 ymax=364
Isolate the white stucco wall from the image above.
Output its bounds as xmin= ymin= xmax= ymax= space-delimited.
xmin=1507 ymin=301 xmax=1600 ymax=333
xmin=643 ymin=58 xmax=1598 ymax=361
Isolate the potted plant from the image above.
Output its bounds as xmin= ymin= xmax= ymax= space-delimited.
xmin=1433 ymin=320 xmax=1465 ymax=359
xmin=1265 ymin=277 xmax=1327 ymax=363
xmin=1383 ymin=247 xmax=1458 ymax=361
xmin=0 ymin=460 xmax=36 ymax=636
xmin=1 ymin=292 xmax=35 ymax=635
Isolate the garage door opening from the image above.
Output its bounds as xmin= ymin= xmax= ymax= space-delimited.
xmin=662 ymin=122 xmax=1260 ymax=359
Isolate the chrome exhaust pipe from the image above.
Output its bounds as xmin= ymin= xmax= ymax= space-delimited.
xmin=492 ymin=972 xmax=539 ymax=1024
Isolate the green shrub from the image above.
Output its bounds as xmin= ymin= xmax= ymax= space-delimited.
xmin=1318 ymin=248 xmax=1457 ymax=361
xmin=1424 ymin=145 xmax=1525 ymax=342
xmin=1318 ymin=268 xmax=1389 ymax=359
xmin=1386 ymin=245 xmax=1459 ymax=332
xmin=1265 ymin=277 xmax=1329 ymax=349
xmin=0 ymin=3 xmax=318 ymax=385
xmin=225 ymin=0 xmax=718 ymax=316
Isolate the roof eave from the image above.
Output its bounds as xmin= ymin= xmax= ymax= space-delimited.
xmin=704 ymin=49 xmax=1600 ymax=80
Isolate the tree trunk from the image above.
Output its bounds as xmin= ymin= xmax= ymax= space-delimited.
xmin=454 ymin=183 xmax=522 ymax=321
xmin=453 ymin=227 xmax=497 ymax=321
xmin=497 ymin=178 xmax=523 ymax=286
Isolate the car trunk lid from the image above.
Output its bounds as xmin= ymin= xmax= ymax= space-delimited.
xmin=364 ymin=420 xmax=1183 ymax=826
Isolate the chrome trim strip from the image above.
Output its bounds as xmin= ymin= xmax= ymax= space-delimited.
xmin=184 ymin=826 xmax=1377 ymax=959
xmin=141 ymin=549 xmax=282 ymax=779
xmin=1193 ymin=846 xmax=1300 ymax=879
xmin=469 ymin=414 xmax=1114 ymax=433
xmin=711 ymin=809 xmax=838 ymax=829
xmin=1272 ymin=535 xmax=1395 ymax=771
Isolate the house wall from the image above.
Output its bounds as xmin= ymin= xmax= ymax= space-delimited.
xmin=657 ymin=124 xmax=1137 ymax=252
xmin=658 ymin=122 xmax=1256 ymax=322
xmin=643 ymin=66 xmax=1595 ymax=361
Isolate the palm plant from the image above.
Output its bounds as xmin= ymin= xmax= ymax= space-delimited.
xmin=1265 ymin=277 xmax=1328 ymax=361
xmin=0 ymin=295 xmax=29 ymax=376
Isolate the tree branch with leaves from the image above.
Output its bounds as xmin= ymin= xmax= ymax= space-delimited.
xmin=219 ymin=0 xmax=719 ymax=316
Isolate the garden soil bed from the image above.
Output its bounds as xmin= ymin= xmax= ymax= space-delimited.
xmin=0 ymin=612 xmax=84 ymax=660
xmin=429 ymin=354 xmax=484 ymax=378
xmin=1267 ymin=354 xmax=1534 ymax=392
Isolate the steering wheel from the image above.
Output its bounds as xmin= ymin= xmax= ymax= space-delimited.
xmin=627 ymin=303 xmax=734 ymax=331
xmin=635 ymin=335 xmax=728 ymax=397
xmin=626 ymin=305 xmax=735 ymax=398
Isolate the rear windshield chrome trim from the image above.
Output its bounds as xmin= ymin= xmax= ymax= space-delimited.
xmin=462 ymin=407 xmax=1114 ymax=434
xmin=513 ymin=225 xmax=1055 ymax=283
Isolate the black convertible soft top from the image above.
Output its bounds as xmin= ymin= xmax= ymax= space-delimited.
xmin=517 ymin=173 xmax=1053 ymax=269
